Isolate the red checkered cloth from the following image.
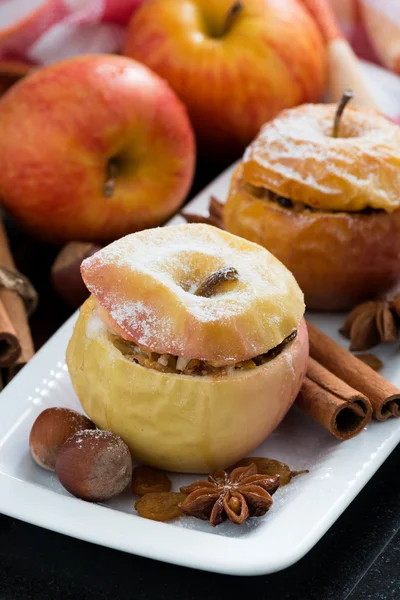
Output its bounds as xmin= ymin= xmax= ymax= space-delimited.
xmin=0 ymin=1 xmax=144 ymax=63
xmin=330 ymin=0 xmax=400 ymax=75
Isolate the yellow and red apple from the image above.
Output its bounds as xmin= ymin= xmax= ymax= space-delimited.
xmin=0 ymin=55 xmax=195 ymax=243
xmin=123 ymin=0 xmax=326 ymax=158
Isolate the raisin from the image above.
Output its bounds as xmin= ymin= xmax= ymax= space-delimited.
xmin=135 ymin=492 xmax=188 ymax=521
xmin=132 ymin=466 xmax=171 ymax=496
xmin=183 ymin=359 xmax=203 ymax=375
xmin=233 ymin=457 xmax=308 ymax=487
xmin=276 ymin=196 xmax=293 ymax=209
xmin=235 ymin=360 xmax=256 ymax=370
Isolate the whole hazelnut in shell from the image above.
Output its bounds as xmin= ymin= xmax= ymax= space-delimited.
xmin=51 ymin=241 xmax=101 ymax=308
xmin=29 ymin=407 xmax=96 ymax=471
xmin=55 ymin=430 xmax=132 ymax=502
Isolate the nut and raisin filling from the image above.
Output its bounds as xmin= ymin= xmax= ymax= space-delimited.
xmin=112 ymin=330 xmax=297 ymax=377
xmin=244 ymin=182 xmax=383 ymax=215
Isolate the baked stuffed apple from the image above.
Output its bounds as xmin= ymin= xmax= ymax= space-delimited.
xmin=67 ymin=224 xmax=308 ymax=473
xmin=224 ymin=99 xmax=400 ymax=311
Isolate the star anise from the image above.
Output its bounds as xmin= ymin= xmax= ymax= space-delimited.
xmin=340 ymin=298 xmax=398 ymax=351
xmin=178 ymin=463 xmax=279 ymax=527
xmin=355 ymin=353 xmax=383 ymax=371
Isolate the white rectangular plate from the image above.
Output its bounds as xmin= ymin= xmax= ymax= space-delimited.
xmin=1 ymin=61 xmax=399 ymax=576
xmin=0 ymin=160 xmax=399 ymax=576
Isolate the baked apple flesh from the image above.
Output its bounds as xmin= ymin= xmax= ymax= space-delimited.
xmin=224 ymin=103 xmax=400 ymax=312
xmin=67 ymin=300 xmax=308 ymax=473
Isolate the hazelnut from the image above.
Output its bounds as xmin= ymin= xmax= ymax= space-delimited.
xmin=56 ymin=430 xmax=132 ymax=502
xmin=51 ymin=241 xmax=101 ymax=309
xmin=29 ymin=407 xmax=96 ymax=471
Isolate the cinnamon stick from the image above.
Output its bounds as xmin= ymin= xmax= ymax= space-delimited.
xmin=297 ymin=357 xmax=372 ymax=439
xmin=181 ymin=196 xmax=225 ymax=230
xmin=307 ymin=320 xmax=400 ymax=421
xmin=209 ymin=196 xmax=224 ymax=222
xmin=0 ymin=220 xmax=34 ymax=365
xmin=180 ymin=212 xmax=221 ymax=227
xmin=0 ymin=301 xmax=21 ymax=366
xmin=4 ymin=364 xmax=23 ymax=385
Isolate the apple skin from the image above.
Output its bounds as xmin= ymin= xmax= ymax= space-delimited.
xmin=0 ymin=55 xmax=195 ymax=243
xmin=67 ymin=298 xmax=309 ymax=473
xmin=123 ymin=0 xmax=326 ymax=159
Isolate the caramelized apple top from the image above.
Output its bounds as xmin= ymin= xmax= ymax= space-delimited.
xmin=81 ymin=224 xmax=304 ymax=364
xmin=242 ymin=104 xmax=400 ymax=213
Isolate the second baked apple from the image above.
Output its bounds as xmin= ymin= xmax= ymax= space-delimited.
xmin=224 ymin=101 xmax=400 ymax=311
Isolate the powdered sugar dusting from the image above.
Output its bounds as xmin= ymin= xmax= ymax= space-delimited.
xmin=109 ymin=297 xmax=182 ymax=353
xmin=283 ymin=351 xmax=294 ymax=376
xmin=86 ymin=308 xmax=108 ymax=339
xmin=244 ymin=103 xmax=400 ymax=213
xmin=81 ymin=225 xmax=304 ymax=360
xmin=68 ymin=429 xmax=127 ymax=454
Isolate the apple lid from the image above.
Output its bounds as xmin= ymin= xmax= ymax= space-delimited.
xmin=242 ymin=104 xmax=400 ymax=213
xmin=81 ymin=224 xmax=305 ymax=363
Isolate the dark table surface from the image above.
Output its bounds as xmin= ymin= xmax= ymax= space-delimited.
xmin=1 ymin=160 xmax=399 ymax=600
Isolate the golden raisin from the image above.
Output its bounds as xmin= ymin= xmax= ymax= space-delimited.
xmin=135 ymin=492 xmax=188 ymax=522
xmin=233 ymin=457 xmax=308 ymax=487
xmin=132 ymin=466 xmax=171 ymax=496
xmin=129 ymin=353 xmax=147 ymax=367
xmin=235 ymin=360 xmax=256 ymax=370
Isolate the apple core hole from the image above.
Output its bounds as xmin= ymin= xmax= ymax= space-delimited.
xmin=103 ymin=155 xmax=130 ymax=198
xmin=205 ymin=22 xmax=224 ymax=39
xmin=106 ymin=156 xmax=121 ymax=173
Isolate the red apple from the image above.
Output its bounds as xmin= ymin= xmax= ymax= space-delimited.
xmin=123 ymin=0 xmax=326 ymax=159
xmin=0 ymin=55 xmax=195 ymax=243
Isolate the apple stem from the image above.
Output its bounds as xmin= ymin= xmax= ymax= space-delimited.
xmin=194 ymin=266 xmax=239 ymax=298
xmin=222 ymin=1 xmax=244 ymax=36
xmin=332 ymin=89 xmax=354 ymax=138
xmin=103 ymin=160 xmax=118 ymax=198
